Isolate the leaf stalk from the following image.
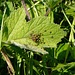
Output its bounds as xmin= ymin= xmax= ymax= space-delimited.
xmin=21 ymin=0 xmax=31 ymax=21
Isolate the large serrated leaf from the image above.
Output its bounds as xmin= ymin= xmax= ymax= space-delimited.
xmin=1 ymin=7 xmax=66 ymax=54
xmin=2 ymin=8 xmax=26 ymax=41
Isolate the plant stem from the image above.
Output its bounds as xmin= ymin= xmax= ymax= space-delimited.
xmin=62 ymin=7 xmax=75 ymax=33
xmin=27 ymin=1 xmax=40 ymax=11
xmin=1 ymin=7 xmax=6 ymax=47
xmin=1 ymin=47 xmax=15 ymax=74
xmin=43 ymin=55 xmax=49 ymax=75
xmin=21 ymin=0 xmax=31 ymax=21
xmin=69 ymin=17 xmax=75 ymax=42
xmin=33 ymin=0 xmax=35 ymax=2
xmin=23 ymin=59 xmax=26 ymax=75
xmin=45 ymin=8 xmax=51 ymax=16
xmin=30 ymin=51 xmax=33 ymax=75
xmin=16 ymin=54 xmax=21 ymax=75
xmin=64 ymin=43 xmax=70 ymax=63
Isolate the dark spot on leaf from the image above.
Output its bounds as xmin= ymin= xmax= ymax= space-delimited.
xmin=50 ymin=31 xmax=52 ymax=33
xmin=43 ymin=42 xmax=45 ymax=44
xmin=44 ymin=30 xmax=47 ymax=32
xmin=29 ymin=33 xmax=32 ymax=36
xmin=50 ymin=36 xmax=53 ymax=38
xmin=30 ymin=33 xmax=45 ymax=45
xmin=40 ymin=33 xmax=43 ymax=36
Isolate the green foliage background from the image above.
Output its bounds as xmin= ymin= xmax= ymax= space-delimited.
xmin=0 ymin=0 xmax=75 ymax=75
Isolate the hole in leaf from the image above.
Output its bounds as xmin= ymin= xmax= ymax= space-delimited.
xmin=50 ymin=36 xmax=53 ymax=38
xmin=50 ymin=31 xmax=52 ymax=33
xmin=44 ymin=30 xmax=47 ymax=32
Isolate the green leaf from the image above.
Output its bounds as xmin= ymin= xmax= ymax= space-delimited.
xmin=55 ymin=43 xmax=68 ymax=59
xmin=68 ymin=4 xmax=75 ymax=10
xmin=7 ymin=16 xmax=66 ymax=48
xmin=0 ymin=10 xmax=2 ymax=25
xmin=66 ymin=9 xmax=75 ymax=16
xmin=26 ymin=1 xmax=46 ymax=18
xmin=70 ymin=46 xmax=75 ymax=60
xmin=52 ymin=62 xmax=75 ymax=72
xmin=46 ymin=0 xmax=63 ymax=9
xmin=33 ymin=66 xmax=40 ymax=75
xmin=5 ymin=2 xmax=14 ymax=12
xmin=8 ymin=42 xmax=48 ymax=54
xmin=2 ymin=7 xmax=26 ymax=42
xmin=2 ymin=7 xmax=66 ymax=54
xmin=66 ymin=4 xmax=75 ymax=16
xmin=0 ymin=30 xmax=1 ymax=48
xmin=4 ymin=2 xmax=14 ymax=22
xmin=1 ymin=7 xmax=48 ymax=54
xmin=35 ymin=2 xmax=46 ymax=16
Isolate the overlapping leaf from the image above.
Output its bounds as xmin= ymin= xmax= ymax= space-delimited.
xmin=52 ymin=62 xmax=75 ymax=72
xmin=46 ymin=0 xmax=63 ymax=9
xmin=66 ymin=4 xmax=75 ymax=16
xmin=1 ymin=7 xmax=66 ymax=54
